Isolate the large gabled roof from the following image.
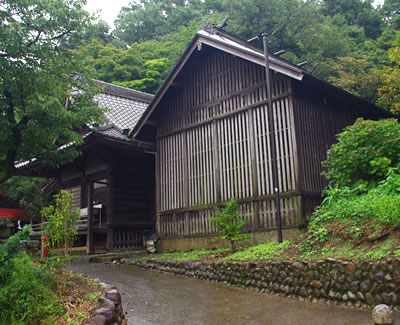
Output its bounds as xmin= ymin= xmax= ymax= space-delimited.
xmin=132 ymin=23 xmax=392 ymax=138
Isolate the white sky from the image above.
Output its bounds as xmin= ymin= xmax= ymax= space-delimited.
xmin=85 ymin=0 xmax=132 ymax=28
xmin=85 ymin=0 xmax=386 ymax=30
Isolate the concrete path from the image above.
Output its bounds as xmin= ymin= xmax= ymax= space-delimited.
xmin=71 ymin=263 xmax=398 ymax=325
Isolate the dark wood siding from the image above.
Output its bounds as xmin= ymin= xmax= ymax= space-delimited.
xmin=156 ymin=47 xmax=301 ymax=238
xmin=112 ymin=153 xmax=155 ymax=228
xmin=67 ymin=185 xmax=81 ymax=210
xmin=292 ymin=80 xmax=385 ymax=217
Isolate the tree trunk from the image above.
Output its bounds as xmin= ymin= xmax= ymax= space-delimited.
xmin=64 ymin=216 xmax=68 ymax=256
xmin=0 ymin=154 xmax=16 ymax=184
xmin=231 ymin=240 xmax=236 ymax=252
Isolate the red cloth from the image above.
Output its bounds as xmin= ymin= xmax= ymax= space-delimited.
xmin=44 ymin=235 xmax=49 ymax=257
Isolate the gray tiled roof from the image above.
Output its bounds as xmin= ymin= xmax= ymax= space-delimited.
xmin=94 ymin=125 xmax=127 ymax=140
xmin=95 ymin=93 xmax=148 ymax=130
xmin=92 ymin=80 xmax=154 ymax=140
xmin=15 ymin=81 xmax=154 ymax=170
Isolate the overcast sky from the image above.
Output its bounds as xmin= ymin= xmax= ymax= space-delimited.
xmin=85 ymin=0 xmax=386 ymax=30
xmin=85 ymin=0 xmax=131 ymax=28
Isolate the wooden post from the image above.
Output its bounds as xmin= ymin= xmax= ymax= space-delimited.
xmin=262 ymin=33 xmax=283 ymax=243
xmin=106 ymin=165 xmax=114 ymax=250
xmin=86 ymin=181 xmax=94 ymax=254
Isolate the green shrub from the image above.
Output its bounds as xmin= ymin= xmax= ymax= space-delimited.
xmin=323 ymin=118 xmax=400 ymax=186
xmin=41 ymin=189 xmax=80 ymax=255
xmin=0 ymin=230 xmax=62 ymax=324
xmin=0 ymin=253 xmax=62 ymax=324
xmin=310 ymin=168 xmax=400 ymax=241
xmin=210 ymin=199 xmax=249 ymax=251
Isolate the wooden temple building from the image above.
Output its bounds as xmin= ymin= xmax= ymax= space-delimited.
xmin=19 ymin=24 xmax=393 ymax=252
xmin=131 ymin=23 xmax=392 ymax=250
xmin=19 ymin=81 xmax=156 ymax=253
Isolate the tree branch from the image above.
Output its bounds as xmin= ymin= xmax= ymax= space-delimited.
xmin=26 ymin=30 xmax=42 ymax=48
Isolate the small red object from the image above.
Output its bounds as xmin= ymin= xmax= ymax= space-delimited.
xmin=44 ymin=235 xmax=49 ymax=257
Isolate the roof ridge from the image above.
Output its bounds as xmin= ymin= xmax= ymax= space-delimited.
xmin=94 ymin=80 xmax=154 ymax=103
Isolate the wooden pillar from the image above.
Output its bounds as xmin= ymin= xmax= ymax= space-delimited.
xmin=106 ymin=165 xmax=114 ymax=250
xmin=86 ymin=181 xmax=94 ymax=254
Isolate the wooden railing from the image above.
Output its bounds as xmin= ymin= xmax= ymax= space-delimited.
xmin=30 ymin=217 xmax=88 ymax=237
xmin=113 ymin=227 xmax=144 ymax=250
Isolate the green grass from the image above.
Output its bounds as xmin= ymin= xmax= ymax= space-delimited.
xmin=224 ymin=241 xmax=291 ymax=261
xmin=317 ymin=237 xmax=400 ymax=260
xmin=139 ymin=235 xmax=400 ymax=263
xmin=142 ymin=248 xmax=229 ymax=261
xmin=87 ymin=291 xmax=101 ymax=302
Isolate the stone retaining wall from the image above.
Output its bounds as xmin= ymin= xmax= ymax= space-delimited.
xmin=86 ymin=289 xmax=126 ymax=325
xmin=128 ymin=257 xmax=400 ymax=311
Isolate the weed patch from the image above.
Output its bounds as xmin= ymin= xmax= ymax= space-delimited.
xmin=224 ymin=241 xmax=291 ymax=261
xmin=142 ymin=248 xmax=230 ymax=261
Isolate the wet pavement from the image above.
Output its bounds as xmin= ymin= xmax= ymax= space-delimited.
xmin=71 ymin=263 xmax=398 ymax=325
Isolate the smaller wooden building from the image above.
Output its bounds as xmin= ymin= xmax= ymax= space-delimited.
xmin=19 ymin=81 xmax=156 ymax=253
xmin=132 ymin=24 xmax=393 ymax=250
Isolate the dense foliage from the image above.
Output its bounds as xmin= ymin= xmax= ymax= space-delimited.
xmin=0 ymin=227 xmax=61 ymax=324
xmin=377 ymin=35 xmax=400 ymax=113
xmin=114 ymin=0 xmax=213 ymax=44
xmin=310 ymin=168 xmax=400 ymax=243
xmin=78 ymin=0 xmax=400 ymax=101
xmin=323 ymin=118 xmax=400 ymax=187
xmin=327 ymin=56 xmax=382 ymax=103
xmin=307 ymin=118 xmax=400 ymax=250
xmin=1 ymin=176 xmax=50 ymax=216
xmin=0 ymin=0 xmax=104 ymax=184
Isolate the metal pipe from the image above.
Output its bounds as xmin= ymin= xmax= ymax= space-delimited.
xmin=262 ymin=33 xmax=283 ymax=243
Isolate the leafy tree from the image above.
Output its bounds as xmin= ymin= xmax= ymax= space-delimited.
xmin=114 ymin=58 xmax=170 ymax=93
xmin=0 ymin=176 xmax=49 ymax=216
xmin=210 ymin=199 xmax=249 ymax=251
xmin=114 ymin=0 xmax=208 ymax=44
xmin=357 ymin=28 xmax=400 ymax=68
xmin=41 ymin=190 xmax=80 ymax=255
xmin=321 ymin=0 xmax=384 ymax=39
xmin=80 ymin=20 xmax=206 ymax=93
xmin=222 ymin=0 xmax=322 ymax=52
xmin=377 ymin=35 xmax=400 ymax=113
xmin=323 ymin=118 xmax=400 ymax=187
xmin=328 ymin=56 xmax=382 ymax=103
xmin=382 ymin=0 xmax=400 ymax=30
xmin=220 ymin=0 xmax=358 ymax=79
xmin=83 ymin=19 xmax=113 ymax=45
xmin=0 ymin=0 xmax=104 ymax=184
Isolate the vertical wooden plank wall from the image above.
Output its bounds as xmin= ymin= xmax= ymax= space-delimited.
xmin=65 ymin=185 xmax=81 ymax=210
xmin=157 ymin=48 xmax=301 ymax=238
xmin=291 ymin=87 xmax=361 ymax=218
